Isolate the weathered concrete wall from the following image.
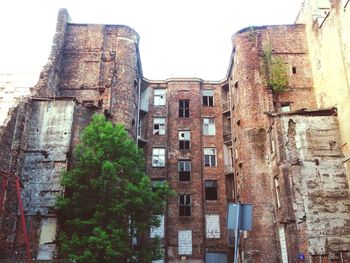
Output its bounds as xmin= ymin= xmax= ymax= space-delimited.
xmin=296 ymin=0 xmax=350 ymax=180
xmin=15 ymin=99 xmax=75 ymax=259
xmin=278 ymin=114 xmax=350 ymax=261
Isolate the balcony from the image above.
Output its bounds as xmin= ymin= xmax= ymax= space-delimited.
xmin=223 ymin=132 xmax=232 ymax=145
xmin=222 ymin=101 xmax=230 ymax=115
xmin=224 ymin=165 xmax=234 ymax=175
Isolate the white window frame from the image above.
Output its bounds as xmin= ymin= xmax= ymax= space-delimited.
xmin=204 ymin=148 xmax=216 ymax=167
xmin=152 ymin=148 xmax=165 ymax=167
xmin=179 ymin=131 xmax=190 ymax=150
xmin=153 ymin=117 xmax=166 ymax=135
xmin=202 ymin=89 xmax=214 ymax=107
xmin=154 ymin=89 xmax=166 ymax=106
xmin=203 ymin=117 xmax=216 ymax=136
xmin=178 ymin=160 xmax=191 ymax=181
xmin=179 ymin=194 xmax=191 ymax=217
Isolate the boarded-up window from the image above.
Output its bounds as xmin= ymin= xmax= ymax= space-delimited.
xmin=279 ymin=226 xmax=289 ymax=263
xmin=178 ymin=230 xmax=192 ymax=255
xmin=206 ymin=214 xmax=220 ymax=238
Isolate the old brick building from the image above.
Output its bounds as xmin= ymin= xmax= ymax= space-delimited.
xmin=1 ymin=0 xmax=350 ymax=262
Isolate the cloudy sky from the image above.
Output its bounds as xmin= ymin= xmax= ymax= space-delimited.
xmin=0 ymin=0 xmax=304 ymax=81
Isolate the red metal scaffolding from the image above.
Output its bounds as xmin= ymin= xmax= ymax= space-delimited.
xmin=0 ymin=170 xmax=32 ymax=260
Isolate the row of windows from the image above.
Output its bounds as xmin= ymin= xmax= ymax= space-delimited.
xmin=153 ymin=117 xmax=216 ymax=136
xmin=154 ymin=89 xmax=215 ymax=108
xmin=179 ymin=183 xmax=218 ymax=216
xmin=152 ymin=148 xmax=217 ymax=168
xmin=153 ymin=182 xmax=218 ymax=217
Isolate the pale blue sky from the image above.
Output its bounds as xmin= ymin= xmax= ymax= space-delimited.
xmin=0 ymin=0 xmax=304 ymax=80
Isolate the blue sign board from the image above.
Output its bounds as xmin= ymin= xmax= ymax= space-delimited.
xmin=227 ymin=203 xmax=253 ymax=231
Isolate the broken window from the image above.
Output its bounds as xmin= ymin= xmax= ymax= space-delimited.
xmin=179 ymin=131 xmax=190 ymax=150
xmin=178 ymin=160 xmax=191 ymax=181
xmin=205 ymin=180 xmax=218 ymax=200
xmin=153 ymin=117 xmax=166 ymax=135
xmin=179 ymin=99 xmax=190 ymax=117
xmin=204 ymin=148 xmax=216 ymax=167
xmin=269 ymin=129 xmax=276 ymax=154
xmin=154 ymin=89 xmax=166 ymax=106
xmin=203 ymin=117 xmax=216 ymax=136
xmin=202 ymin=90 xmax=214 ymax=107
xmin=152 ymin=148 xmax=165 ymax=167
xmin=281 ymin=103 xmax=291 ymax=113
xmin=274 ymin=176 xmax=281 ymax=208
xmin=179 ymin=194 xmax=191 ymax=216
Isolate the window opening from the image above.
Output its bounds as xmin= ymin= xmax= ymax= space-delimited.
xmin=205 ymin=181 xmax=218 ymax=200
xmin=204 ymin=148 xmax=216 ymax=167
xmin=202 ymin=90 xmax=214 ymax=107
xmin=153 ymin=117 xmax=166 ymax=135
xmin=179 ymin=99 xmax=190 ymax=117
xmin=179 ymin=194 xmax=191 ymax=216
xmin=203 ymin=117 xmax=216 ymax=135
xmin=178 ymin=160 xmax=191 ymax=181
xmin=179 ymin=131 xmax=190 ymax=150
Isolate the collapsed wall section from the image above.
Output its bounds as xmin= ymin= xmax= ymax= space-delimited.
xmin=15 ymin=99 xmax=75 ymax=259
xmin=280 ymin=113 xmax=350 ymax=260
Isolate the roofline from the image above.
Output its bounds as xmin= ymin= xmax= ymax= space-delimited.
xmin=142 ymin=77 xmax=224 ymax=85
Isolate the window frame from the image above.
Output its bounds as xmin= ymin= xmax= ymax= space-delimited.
xmin=179 ymin=130 xmax=191 ymax=150
xmin=154 ymin=89 xmax=166 ymax=106
xmin=203 ymin=117 xmax=216 ymax=136
xmin=204 ymin=148 xmax=217 ymax=167
xmin=179 ymin=194 xmax=191 ymax=217
xmin=178 ymin=160 xmax=191 ymax=181
xmin=202 ymin=90 xmax=214 ymax=107
xmin=179 ymin=99 xmax=190 ymax=118
xmin=152 ymin=148 xmax=166 ymax=167
xmin=153 ymin=117 xmax=166 ymax=135
xmin=205 ymin=180 xmax=218 ymax=200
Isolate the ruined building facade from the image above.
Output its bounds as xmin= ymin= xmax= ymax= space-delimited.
xmin=1 ymin=0 xmax=350 ymax=262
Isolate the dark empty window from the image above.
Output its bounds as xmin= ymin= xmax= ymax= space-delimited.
xmin=179 ymin=194 xmax=191 ymax=216
xmin=205 ymin=181 xmax=218 ymax=200
xmin=179 ymin=131 xmax=190 ymax=150
xmin=202 ymin=90 xmax=214 ymax=107
xmin=178 ymin=160 xmax=191 ymax=181
xmin=179 ymin=100 xmax=190 ymax=117
xmin=292 ymin=66 xmax=297 ymax=74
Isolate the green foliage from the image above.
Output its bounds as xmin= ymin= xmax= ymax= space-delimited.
xmin=262 ymin=46 xmax=288 ymax=93
xmin=57 ymin=114 xmax=173 ymax=263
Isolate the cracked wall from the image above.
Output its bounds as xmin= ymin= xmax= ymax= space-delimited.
xmin=281 ymin=114 xmax=350 ymax=260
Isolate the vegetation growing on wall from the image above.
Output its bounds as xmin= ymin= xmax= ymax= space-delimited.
xmin=262 ymin=46 xmax=288 ymax=93
xmin=56 ymin=114 xmax=173 ymax=263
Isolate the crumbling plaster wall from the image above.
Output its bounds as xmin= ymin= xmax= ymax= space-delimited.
xmin=296 ymin=0 xmax=350 ymax=180
xmin=16 ymin=99 xmax=75 ymax=259
xmin=281 ymin=114 xmax=350 ymax=259
xmin=228 ymin=24 xmax=314 ymax=262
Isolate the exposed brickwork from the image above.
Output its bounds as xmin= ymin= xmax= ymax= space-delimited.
xmin=1 ymin=6 xmax=350 ymax=263
xmin=141 ymin=79 xmax=229 ymax=262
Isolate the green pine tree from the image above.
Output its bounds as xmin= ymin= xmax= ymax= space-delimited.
xmin=56 ymin=114 xmax=173 ymax=263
